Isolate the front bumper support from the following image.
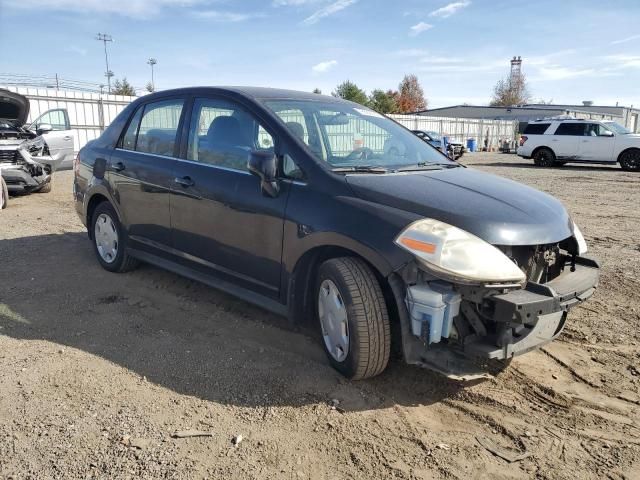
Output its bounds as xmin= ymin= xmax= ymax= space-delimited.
xmin=389 ymin=256 xmax=600 ymax=380
xmin=465 ymin=256 xmax=599 ymax=360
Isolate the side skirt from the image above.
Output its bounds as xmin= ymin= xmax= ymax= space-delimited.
xmin=127 ymin=247 xmax=288 ymax=317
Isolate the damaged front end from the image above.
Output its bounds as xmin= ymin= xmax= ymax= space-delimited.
xmin=389 ymin=219 xmax=600 ymax=380
xmin=0 ymin=135 xmax=62 ymax=193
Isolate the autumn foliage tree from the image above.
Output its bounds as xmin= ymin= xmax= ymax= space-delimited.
xmin=397 ymin=74 xmax=427 ymax=113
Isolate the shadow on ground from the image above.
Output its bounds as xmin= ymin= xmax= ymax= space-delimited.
xmin=0 ymin=232 xmax=470 ymax=412
xmin=467 ymin=160 xmax=622 ymax=172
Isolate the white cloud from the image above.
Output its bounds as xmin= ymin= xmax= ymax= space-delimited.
xmin=193 ymin=10 xmax=263 ymax=22
xmin=2 ymin=0 xmax=205 ymax=17
xmin=429 ymin=1 xmax=471 ymax=18
xmin=312 ymin=60 xmax=338 ymax=73
xmin=603 ymin=54 xmax=640 ymax=69
xmin=65 ymin=45 xmax=88 ymax=56
xmin=302 ymin=0 xmax=357 ymax=25
xmin=610 ymin=34 xmax=640 ymax=45
xmin=409 ymin=22 xmax=433 ymax=36
xmin=273 ymin=0 xmax=319 ymax=5
xmin=534 ymin=66 xmax=596 ymax=81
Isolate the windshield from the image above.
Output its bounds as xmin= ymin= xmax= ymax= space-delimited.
xmin=425 ymin=131 xmax=441 ymax=141
xmin=604 ymin=122 xmax=631 ymax=135
xmin=263 ymin=99 xmax=450 ymax=170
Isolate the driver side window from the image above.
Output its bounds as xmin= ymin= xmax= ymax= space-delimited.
xmin=187 ymin=97 xmax=274 ymax=172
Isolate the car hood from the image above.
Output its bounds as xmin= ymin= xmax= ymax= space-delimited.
xmin=0 ymin=89 xmax=29 ymax=126
xmin=345 ymin=167 xmax=574 ymax=246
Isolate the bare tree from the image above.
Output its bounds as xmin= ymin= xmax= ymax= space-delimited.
xmin=490 ymin=74 xmax=531 ymax=106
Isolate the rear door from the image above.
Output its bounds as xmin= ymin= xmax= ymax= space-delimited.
xmin=29 ymin=108 xmax=74 ymax=169
xmin=169 ymin=96 xmax=290 ymax=298
xmin=110 ymin=97 xmax=186 ymax=253
xmin=578 ymin=123 xmax=616 ymax=162
xmin=550 ymin=122 xmax=583 ymax=159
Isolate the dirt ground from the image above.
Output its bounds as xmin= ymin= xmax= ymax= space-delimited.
xmin=1 ymin=153 xmax=639 ymax=480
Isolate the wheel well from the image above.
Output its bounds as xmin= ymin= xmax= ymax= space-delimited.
xmin=86 ymin=194 xmax=109 ymax=238
xmin=531 ymin=146 xmax=554 ymax=158
xmin=289 ymin=246 xmax=400 ymax=350
xmin=617 ymin=147 xmax=640 ymax=163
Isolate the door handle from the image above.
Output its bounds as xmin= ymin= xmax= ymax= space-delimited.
xmin=174 ymin=176 xmax=195 ymax=187
xmin=110 ymin=161 xmax=126 ymax=172
xmin=63 ymin=136 xmax=72 ymax=141
xmin=551 ymin=138 xmax=558 ymax=141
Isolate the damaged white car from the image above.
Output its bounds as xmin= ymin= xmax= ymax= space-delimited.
xmin=0 ymin=89 xmax=74 ymax=194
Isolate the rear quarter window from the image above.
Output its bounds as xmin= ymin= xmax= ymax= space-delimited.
xmin=523 ymin=123 xmax=550 ymax=135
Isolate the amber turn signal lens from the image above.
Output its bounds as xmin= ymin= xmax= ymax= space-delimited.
xmin=400 ymin=237 xmax=436 ymax=254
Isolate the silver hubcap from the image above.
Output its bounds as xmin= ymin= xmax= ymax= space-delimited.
xmin=94 ymin=213 xmax=119 ymax=263
xmin=318 ymin=279 xmax=349 ymax=362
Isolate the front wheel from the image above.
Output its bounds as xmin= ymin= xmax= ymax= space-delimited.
xmin=619 ymin=149 xmax=640 ymax=172
xmin=533 ymin=148 xmax=556 ymax=167
xmin=90 ymin=202 xmax=139 ymax=273
xmin=316 ymin=257 xmax=391 ymax=380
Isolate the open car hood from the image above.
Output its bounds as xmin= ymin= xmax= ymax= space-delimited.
xmin=0 ymin=89 xmax=29 ymax=125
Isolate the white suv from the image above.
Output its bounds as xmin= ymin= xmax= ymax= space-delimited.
xmin=517 ymin=118 xmax=640 ymax=171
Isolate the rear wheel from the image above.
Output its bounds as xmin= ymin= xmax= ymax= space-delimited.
xmin=316 ymin=257 xmax=391 ymax=380
xmin=1 ymin=177 xmax=8 ymax=209
xmin=90 ymin=202 xmax=139 ymax=273
xmin=533 ymin=148 xmax=556 ymax=167
xmin=619 ymin=149 xmax=640 ymax=172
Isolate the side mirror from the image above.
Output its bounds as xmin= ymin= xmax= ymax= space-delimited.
xmin=248 ymin=150 xmax=280 ymax=198
xmin=37 ymin=124 xmax=53 ymax=135
xmin=601 ymin=130 xmax=614 ymax=137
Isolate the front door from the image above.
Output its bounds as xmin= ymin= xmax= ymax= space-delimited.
xmin=29 ymin=108 xmax=74 ymax=169
xmin=109 ymin=97 xmax=185 ymax=252
xmin=578 ymin=123 xmax=615 ymax=162
xmin=170 ymin=96 xmax=289 ymax=297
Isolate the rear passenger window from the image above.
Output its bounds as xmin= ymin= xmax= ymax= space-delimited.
xmin=523 ymin=123 xmax=550 ymax=135
xmin=134 ymin=99 xmax=184 ymax=157
xmin=554 ymin=123 xmax=585 ymax=136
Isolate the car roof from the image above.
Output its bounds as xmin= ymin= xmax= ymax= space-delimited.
xmin=141 ymin=86 xmax=346 ymax=104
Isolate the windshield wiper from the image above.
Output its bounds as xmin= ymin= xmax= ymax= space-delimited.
xmin=396 ymin=162 xmax=461 ymax=172
xmin=331 ymin=165 xmax=389 ymax=174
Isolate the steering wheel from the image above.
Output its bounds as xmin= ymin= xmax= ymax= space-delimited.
xmin=346 ymin=147 xmax=374 ymax=162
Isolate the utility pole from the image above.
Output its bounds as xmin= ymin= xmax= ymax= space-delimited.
xmin=96 ymin=33 xmax=114 ymax=93
xmin=147 ymin=58 xmax=157 ymax=91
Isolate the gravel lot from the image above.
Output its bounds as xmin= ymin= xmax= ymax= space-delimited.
xmin=1 ymin=153 xmax=639 ymax=479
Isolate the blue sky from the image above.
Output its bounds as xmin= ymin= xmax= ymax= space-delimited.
xmin=1 ymin=0 xmax=639 ymax=108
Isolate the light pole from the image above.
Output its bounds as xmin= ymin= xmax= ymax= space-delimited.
xmin=96 ymin=33 xmax=113 ymax=93
xmin=147 ymin=58 xmax=157 ymax=91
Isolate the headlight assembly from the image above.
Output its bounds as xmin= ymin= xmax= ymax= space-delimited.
xmin=395 ymin=218 xmax=526 ymax=285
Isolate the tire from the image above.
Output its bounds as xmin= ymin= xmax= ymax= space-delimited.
xmin=1 ymin=177 xmax=8 ymax=209
xmin=533 ymin=147 xmax=556 ymax=167
xmin=90 ymin=201 xmax=139 ymax=273
xmin=316 ymin=257 xmax=391 ymax=380
xmin=619 ymin=149 xmax=640 ymax=172
xmin=38 ymin=178 xmax=52 ymax=193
